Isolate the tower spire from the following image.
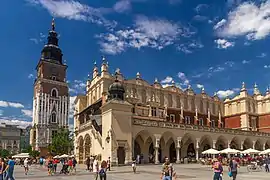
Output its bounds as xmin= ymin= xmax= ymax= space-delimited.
xmin=52 ymin=18 xmax=55 ymax=31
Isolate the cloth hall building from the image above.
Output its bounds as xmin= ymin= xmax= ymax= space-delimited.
xmin=73 ymin=61 xmax=270 ymax=165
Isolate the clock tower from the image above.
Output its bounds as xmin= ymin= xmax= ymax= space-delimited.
xmin=30 ymin=19 xmax=69 ymax=155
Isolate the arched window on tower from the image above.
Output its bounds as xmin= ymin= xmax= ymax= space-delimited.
xmin=51 ymin=113 xmax=57 ymax=123
xmin=51 ymin=88 xmax=58 ymax=97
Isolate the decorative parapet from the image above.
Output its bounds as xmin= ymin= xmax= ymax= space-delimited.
xmin=132 ymin=118 xmax=270 ymax=137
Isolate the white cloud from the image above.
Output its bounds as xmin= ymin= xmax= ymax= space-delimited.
xmin=257 ymin=53 xmax=267 ymax=58
xmin=0 ymin=110 xmax=3 ymax=116
xmin=177 ymin=72 xmax=189 ymax=85
xmin=216 ymin=1 xmax=270 ymax=40
xmin=98 ymin=15 xmax=195 ymax=54
xmin=214 ymin=39 xmax=234 ymax=49
xmin=196 ymin=84 xmax=204 ymax=89
xmin=113 ymin=0 xmax=131 ymax=13
xmin=161 ymin=76 xmax=173 ymax=84
xmin=69 ymin=80 xmax=86 ymax=94
xmin=28 ymin=74 xmax=34 ymax=79
xmin=264 ymin=65 xmax=270 ymax=68
xmin=0 ymin=100 xmax=24 ymax=108
xmin=242 ymin=60 xmax=250 ymax=64
xmin=217 ymin=90 xmax=234 ymax=98
xmin=29 ymin=38 xmax=39 ymax=44
xmin=225 ymin=61 xmax=234 ymax=67
xmin=21 ymin=109 xmax=33 ymax=118
xmin=26 ymin=0 xmax=116 ymax=29
xmin=213 ymin=19 xmax=227 ymax=30
xmin=0 ymin=118 xmax=31 ymax=129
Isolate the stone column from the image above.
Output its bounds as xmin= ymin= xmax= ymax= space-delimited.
xmin=148 ymin=106 xmax=152 ymax=117
xmin=227 ymin=140 xmax=231 ymax=148
xmin=196 ymin=138 xmax=200 ymax=161
xmin=154 ymin=134 xmax=161 ymax=164
xmin=263 ymin=143 xmax=266 ymax=151
xmin=252 ymin=141 xmax=256 ymax=150
xmin=239 ymin=141 xmax=243 ymax=150
xmin=194 ymin=107 xmax=198 ymax=125
xmin=176 ymin=137 xmax=182 ymax=163
xmin=213 ymin=140 xmax=216 ymax=149
xmin=180 ymin=106 xmax=184 ymax=123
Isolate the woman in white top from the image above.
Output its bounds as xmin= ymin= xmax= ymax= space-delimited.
xmin=24 ymin=158 xmax=29 ymax=175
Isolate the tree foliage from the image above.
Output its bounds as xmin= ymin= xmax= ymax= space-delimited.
xmin=29 ymin=150 xmax=40 ymax=158
xmin=0 ymin=149 xmax=10 ymax=158
xmin=48 ymin=129 xmax=73 ymax=155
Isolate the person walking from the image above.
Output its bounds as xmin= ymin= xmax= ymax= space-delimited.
xmin=93 ymin=157 xmax=99 ymax=180
xmin=99 ymin=160 xmax=107 ymax=180
xmin=131 ymin=158 xmax=137 ymax=173
xmin=212 ymin=158 xmax=223 ymax=180
xmin=229 ymin=158 xmax=239 ymax=180
xmin=106 ymin=157 xmax=111 ymax=171
xmin=24 ymin=158 xmax=29 ymax=175
xmin=85 ymin=157 xmax=90 ymax=171
xmin=265 ymin=156 xmax=270 ymax=172
xmin=0 ymin=158 xmax=5 ymax=180
xmin=160 ymin=158 xmax=176 ymax=180
xmin=4 ymin=157 xmax=15 ymax=180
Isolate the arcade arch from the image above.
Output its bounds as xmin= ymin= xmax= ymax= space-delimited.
xmin=254 ymin=139 xmax=264 ymax=150
xmin=216 ymin=136 xmax=227 ymax=151
xmin=230 ymin=136 xmax=241 ymax=150
xmin=78 ymin=136 xmax=84 ymax=163
xmin=181 ymin=133 xmax=196 ymax=158
xmin=242 ymin=138 xmax=252 ymax=150
xmin=84 ymin=134 xmax=91 ymax=159
xmin=199 ymin=135 xmax=212 ymax=153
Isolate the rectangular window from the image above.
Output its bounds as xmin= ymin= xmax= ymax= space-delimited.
xmin=185 ymin=116 xmax=191 ymax=124
xmin=151 ymin=107 xmax=157 ymax=117
xmin=211 ymin=120 xmax=215 ymax=128
xmin=52 ymin=130 xmax=57 ymax=138
xmin=170 ymin=114 xmax=175 ymax=122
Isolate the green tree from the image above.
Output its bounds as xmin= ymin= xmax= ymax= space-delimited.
xmin=21 ymin=145 xmax=32 ymax=153
xmin=0 ymin=149 xmax=10 ymax=158
xmin=48 ymin=129 xmax=73 ymax=155
xmin=29 ymin=150 xmax=40 ymax=158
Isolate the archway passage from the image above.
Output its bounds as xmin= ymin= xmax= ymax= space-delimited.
xmin=78 ymin=137 xmax=84 ymax=164
xmin=243 ymin=138 xmax=252 ymax=150
xmin=134 ymin=140 xmax=141 ymax=158
xmin=216 ymin=136 xmax=227 ymax=151
xmin=187 ymin=143 xmax=195 ymax=158
xmin=255 ymin=140 xmax=263 ymax=150
xmin=117 ymin=147 xmax=126 ymax=165
xmin=84 ymin=135 xmax=91 ymax=159
xmin=230 ymin=137 xmax=241 ymax=150
xmin=169 ymin=142 xmax=176 ymax=163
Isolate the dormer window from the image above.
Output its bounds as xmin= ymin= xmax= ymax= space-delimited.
xmin=170 ymin=114 xmax=175 ymax=122
xmin=199 ymin=118 xmax=204 ymax=126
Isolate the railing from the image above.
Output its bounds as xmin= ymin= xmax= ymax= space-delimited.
xmin=132 ymin=118 xmax=270 ymax=137
xmin=78 ymin=120 xmax=102 ymax=146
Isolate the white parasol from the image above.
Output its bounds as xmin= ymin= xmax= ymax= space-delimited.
xmin=202 ymin=148 xmax=220 ymax=155
xmin=219 ymin=148 xmax=240 ymax=154
xmin=241 ymin=148 xmax=260 ymax=154
xmin=59 ymin=154 xmax=69 ymax=158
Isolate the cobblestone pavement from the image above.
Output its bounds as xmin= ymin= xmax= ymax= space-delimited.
xmin=13 ymin=164 xmax=270 ymax=180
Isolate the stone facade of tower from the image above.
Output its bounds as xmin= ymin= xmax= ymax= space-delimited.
xmin=30 ymin=19 xmax=69 ymax=155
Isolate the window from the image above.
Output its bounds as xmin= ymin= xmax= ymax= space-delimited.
xmin=151 ymin=107 xmax=157 ymax=117
xmin=170 ymin=114 xmax=175 ymax=122
xmin=199 ymin=118 xmax=204 ymax=126
xmin=220 ymin=122 xmax=224 ymax=128
xmin=185 ymin=116 xmax=191 ymax=124
xmin=13 ymin=141 xmax=16 ymax=145
xmin=51 ymin=88 xmax=58 ymax=97
xmin=51 ymin=113 xmax=57 ymax=123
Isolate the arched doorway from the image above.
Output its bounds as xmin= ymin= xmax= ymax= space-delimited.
xmin=216 ymin=136 xmax=227 ymax=151
xmin=117 ymin=147 xmax=126 ymax=165
xmin=187 ymin=143 xmax=195 ymax=157
xmin=134 ymin=140 xmax=141 ymax=158
xmin=243 ymin=138 xmax=252 ymax=150
xmin=169 ymin=142 xmax=176 ymax=163
xmin=78 ymin=136 xmax=84 ymax=164
xmin=84 ymin=135 xmax=91 ymax=159
xmin=230 ymin=137 xmax=241 ymax=150
xmin=148 ymin=142 xmax=162 ymax=163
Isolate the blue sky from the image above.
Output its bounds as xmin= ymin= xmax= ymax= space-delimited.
xmin=1 ymin=0 xmax=270 ymax=128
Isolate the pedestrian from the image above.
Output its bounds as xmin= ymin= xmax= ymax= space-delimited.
xmin=212 ymin=158 xmax=223 ymax=180
xmin=160 ymin=157 xmax=176 ymax=180
xmin=229 ymin=158 xmax=239 ymax=180
xmin=106 ymin=157 xmax=111 ymax=171
xmin=265 ymin=156 xmax=270 ymax=172
xmin=72 ymin=157 xmax=77 ymax=173
xmin=131 ymin=158 xmax=137 ymax=173
xmin=0 ymin=158 xmax=5 ymax=180
xmin=85 ymin=157 xmax=90 ymax=171
xmin=3 ymin=156 xmax=15 ymax=180
xmin=68 ymin=158 xmax=73 ymax=175
xmin=99 ymin=160 xmax=107 ymax=180
xmin=24 ymin=158 xmax=29 ymax=175
xmin=93 ymin=156 xmax=99 ymax=180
